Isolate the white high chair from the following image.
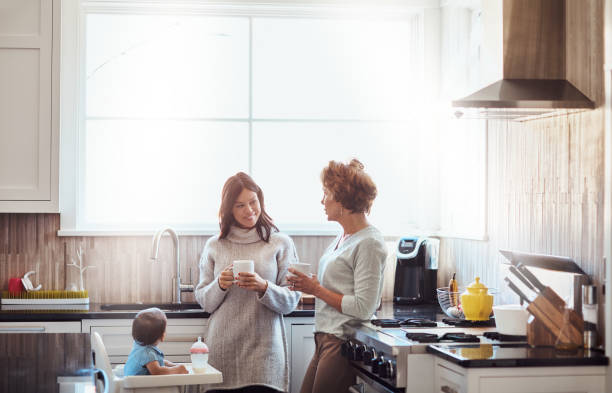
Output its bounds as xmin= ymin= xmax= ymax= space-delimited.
xmin=91 ymin=332 xmax=222 ymax=393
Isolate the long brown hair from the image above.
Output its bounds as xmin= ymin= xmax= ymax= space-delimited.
xmin=218 ymin=172 xmax=278 ymax=242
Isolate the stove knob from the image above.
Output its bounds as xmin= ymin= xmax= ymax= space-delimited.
xmin=372 ymin=355 xmax=385 ymax=375
xmin=341 ymin=341 xmax=350 ymax=357
xmin=380 ymin=359 xmax=395 ymax=379
xmin=363 ymin=348 xmax=374 ymax=365
xmin=341 ymin=341 xmax=356 ymax=360
xmin=355 ymin=344 xmax=366 ymax=361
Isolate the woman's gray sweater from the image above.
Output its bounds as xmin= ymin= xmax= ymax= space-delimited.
xmin=315 ymin=225 xmax=387 ymax=336
xmin=195 ymin=226 xmax=301 ymax=392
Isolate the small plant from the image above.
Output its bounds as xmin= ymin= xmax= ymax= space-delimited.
xmin=67 ymin=246 xmax=96 ymax=291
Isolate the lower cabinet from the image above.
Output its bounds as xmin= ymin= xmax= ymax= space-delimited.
xmin=82 ymin=318 xmax=208 ymax=364
xmin=434 ymin=358 xmax=607 ymax=393
xmin=284 ymin=317 xmax=315 ymax=393
xmin=0 ymin=321 xmax=81 ymax=333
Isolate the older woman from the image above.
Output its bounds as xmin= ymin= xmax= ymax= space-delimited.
xmin=288 ymin=159 xmax=387 ymax=393
xmin=195 ymin=172 xmax=301 ymax=393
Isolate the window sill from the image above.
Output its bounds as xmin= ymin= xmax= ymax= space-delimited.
xmin=56 ymin=228 xmax=340 ymax=237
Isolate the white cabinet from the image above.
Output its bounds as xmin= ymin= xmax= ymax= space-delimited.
xmin=0 ymin=0 xmax=59 ymax=212
xmin=434 ymin=358 xmax=607 ymax=393
xmin=82 ymin=318 xmax=208 ymax=364
xmin=0 ymin=321 xmax=81 ymax=333
xmin=285 ymin=318 xmax=315 ymax=393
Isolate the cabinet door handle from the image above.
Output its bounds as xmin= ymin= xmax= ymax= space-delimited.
xmin=441 ymin=385 xmax=458 ymax=393
xmin=0 ymin=326 xmax=45 ymax=332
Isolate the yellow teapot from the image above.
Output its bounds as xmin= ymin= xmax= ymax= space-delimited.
xmin=460 ymin=277 xmax=493 ymax=321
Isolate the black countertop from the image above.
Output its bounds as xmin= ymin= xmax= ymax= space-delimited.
xmin=0 ymin=302 xmax=315 ymax=321
xmin=427 ymin=343 xmax=609 ymax=368
xmin=0 ymin=333 xmax=93 ymax=393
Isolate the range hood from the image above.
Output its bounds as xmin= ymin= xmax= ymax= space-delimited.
xmin=452 ymin=0 xmax=596 ymax=121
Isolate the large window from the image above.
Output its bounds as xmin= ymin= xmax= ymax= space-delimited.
xmin=60 ymin=1 xmax=440 ymax=235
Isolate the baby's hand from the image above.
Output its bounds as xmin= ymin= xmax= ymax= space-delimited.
xmin=175 ymin=364 xmax=188 ymax=374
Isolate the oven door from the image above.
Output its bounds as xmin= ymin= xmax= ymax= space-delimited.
xmin=349 ymin=364 xmax=405 ymax=393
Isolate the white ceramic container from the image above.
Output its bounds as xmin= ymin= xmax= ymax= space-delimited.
xmin=492 ymin=304 xmax=529 ymax=335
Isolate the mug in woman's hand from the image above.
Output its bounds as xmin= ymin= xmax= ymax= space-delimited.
xmin=289 ymin=262 xmax=311 ymax=278
xmin=233 ymin=260 xmax=254 ymax=279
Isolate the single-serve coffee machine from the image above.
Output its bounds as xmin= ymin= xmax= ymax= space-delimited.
xmin=393 ymin=237 xmax=439 ymax=304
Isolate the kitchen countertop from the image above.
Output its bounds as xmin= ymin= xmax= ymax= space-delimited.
xmin=0 ymin=302 xmax=315 ymax=321
xmin=427 ymin=343 xmax=609 ymax=367
xmin=0 ymin=333 xmax=93 ymax=393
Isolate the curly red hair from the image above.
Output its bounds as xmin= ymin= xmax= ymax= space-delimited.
xmin=321 ymin=158 xmax=377 ymax=214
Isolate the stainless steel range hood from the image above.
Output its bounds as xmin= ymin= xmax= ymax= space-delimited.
xmin=452 ymin=0 xmax=596 ymax=121
xmin=452 ymin=79 xmax=595 ymax=121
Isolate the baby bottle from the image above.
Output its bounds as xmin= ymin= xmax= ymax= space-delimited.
xmin=190 ymin=336 xmax=209 ymax=373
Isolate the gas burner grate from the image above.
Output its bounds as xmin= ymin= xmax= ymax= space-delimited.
xmin=438 ymin=332 xmax=480 ymax=343
xmin=442 ymin=318 xmax=496 ymax=328
xmin=371 ymin=319 xmax=402 ymax=328
xmin=483 ymin=332 xmax=527 ymax=342
xmin=405 ymin=332 xmax=480 ymax=343
xmin=400 ymin=318 xmax=437 ymax=328
xmin=405 ymin=332 xmax=439 ymax=343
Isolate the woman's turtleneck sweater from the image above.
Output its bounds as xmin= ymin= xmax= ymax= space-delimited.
xmin=195 ymin=226 xmax=301 ymax=392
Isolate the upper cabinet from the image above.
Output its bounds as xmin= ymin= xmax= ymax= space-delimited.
xmin=0 ymin=0 xmax=59 ymax=212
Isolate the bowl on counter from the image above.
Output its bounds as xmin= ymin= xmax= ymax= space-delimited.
xmin=492 ymin=304 xmax=529 ymax=335
xmin=437 ymin=287 xmax=498 ymax=320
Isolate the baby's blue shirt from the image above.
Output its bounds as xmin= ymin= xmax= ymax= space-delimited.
xmin=124 ymin=341 xmax=164 ymax=376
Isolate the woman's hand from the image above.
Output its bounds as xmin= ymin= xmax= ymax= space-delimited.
xmin=287 ymin=268 xmax=320 ymax=296
xmin=218 ymin=265 xmax=235 ymax=290
xmin=236 ymin=272 xmax=268 ymax=294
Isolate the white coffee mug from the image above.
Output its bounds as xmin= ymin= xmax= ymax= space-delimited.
xmin=233 ymin=260 xmax=254 ymax=279
xmin=289 ymin=262 xmax=311 ymax=277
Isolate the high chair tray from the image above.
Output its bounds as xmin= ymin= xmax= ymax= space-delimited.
xmin=121 ymin=364 xmax=222 ymax=388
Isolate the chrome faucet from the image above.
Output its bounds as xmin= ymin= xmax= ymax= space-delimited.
xmin=150 ymin=227 xmax=194 ymax=304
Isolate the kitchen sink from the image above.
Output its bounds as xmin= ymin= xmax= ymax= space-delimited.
xmin=100 ymin=303 xmax=202 ymax=312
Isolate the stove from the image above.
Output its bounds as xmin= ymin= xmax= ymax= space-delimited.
xmin=342 ymin=316 xmax=502 ymax=392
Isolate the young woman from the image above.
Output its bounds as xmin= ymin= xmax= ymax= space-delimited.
xmin=195 ymin=172 xmax=301 ymax=393
xmin=288 ymin=159 xmax=388 ymax=393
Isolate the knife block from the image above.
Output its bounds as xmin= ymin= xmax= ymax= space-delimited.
xmin=525 ymin=288 xmax=584 ymax=347
xmin=527 ymin=317 xmax=556 ymax=346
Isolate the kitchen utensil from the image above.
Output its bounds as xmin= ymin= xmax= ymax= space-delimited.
xmin=516 ymin=264 xmax=584 ymax=341
xmin=508 ymin=265 xmax=536 ymax=291
xmin=21 ymin=271 xmax=42 ymax=292
xmin=504 ymin=276 xmax=583 ymax=347
xmin=460 ymin=277 xmax=493 ymax=321
xmin=492 ymin=304 xmax=529 ymax=335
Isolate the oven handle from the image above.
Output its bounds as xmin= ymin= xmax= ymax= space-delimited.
xmin=349 ymin=383 xmax=364 ymax=393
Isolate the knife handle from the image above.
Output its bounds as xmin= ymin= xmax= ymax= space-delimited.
xmin=509 ymin=265 xmax=535 ymax=291
xmin=504 ymin=277 xmax=531 ymax=304
xmin=516 ymin=263 xmax=546 ymax=292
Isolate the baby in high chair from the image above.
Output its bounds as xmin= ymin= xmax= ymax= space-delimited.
xmin=124 ymin=307 xmax=189 ymax=376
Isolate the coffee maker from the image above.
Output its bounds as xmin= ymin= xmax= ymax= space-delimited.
xmin=393 ymin=236 xmax=439 ymax=304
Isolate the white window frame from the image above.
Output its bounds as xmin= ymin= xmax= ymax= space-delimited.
xmin=59 ymin=0 xmax=482 ymax=238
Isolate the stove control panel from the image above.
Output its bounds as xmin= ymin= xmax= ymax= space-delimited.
xmin=341 ymin=339 xmax=398 ymax=387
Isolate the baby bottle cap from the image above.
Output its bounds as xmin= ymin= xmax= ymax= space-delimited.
xmin=190 ymin=336 xmax=209 ymax=353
